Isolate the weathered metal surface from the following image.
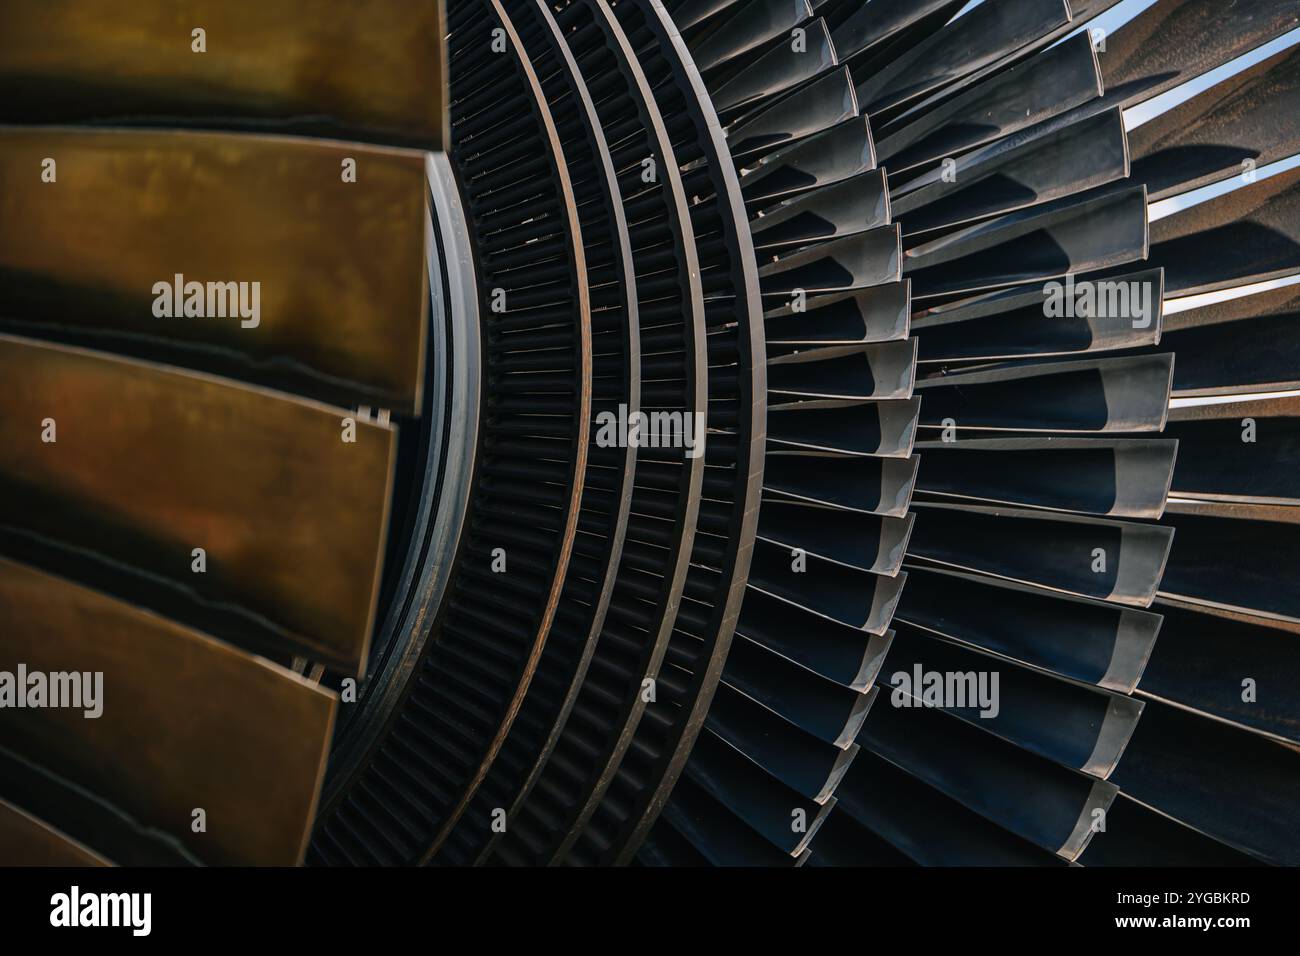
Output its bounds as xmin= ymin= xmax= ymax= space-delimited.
xmin=0 ymin=335 xmax=395 ymax=674
xmin=891 ymin=109 xmax=1129 ymax=237
xmin=855 ymin=0 xmax=1070 ymax=117
xmin=0 ymin=0 xmax=447 ymax=148
xmin=0 ymin=128 xmax=429 ymax=411
xmin=1129 ymin=43 xmax=1300 ymax=201
xmin=0 ymin=557 xmax=337 ymax=865
xmin=915 ymin=437 xmax=1177 ymax=518
xmin=1149 ymin=166 xmax=1300 ymax=296
xmin=1098 ymin=0 xmax=1299 ymax=108
xmin=0 ymin=798 xmax=111 ymax=866
xmin=876 ymin=32 xmax=1102 ymax=178
xmin=915 ymin=354 xmax=1173 ymax=433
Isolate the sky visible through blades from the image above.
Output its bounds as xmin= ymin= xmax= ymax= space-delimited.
xmin=953 ymin=0 xmax=1300 ymax=402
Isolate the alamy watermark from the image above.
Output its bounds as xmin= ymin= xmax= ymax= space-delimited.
xmin=595 ymin=404 xmax=705 ymax=459
xmin=889 ymin=664 xmax=1000 ymax=718
xmin=50 ymin=886 xmax=150 ymax=936
xmin=152 ymin=273 xmax=260 ymax=328
xmin=0 ymin=664 xmax=103 ymax=718
xmin=1043 ymin=273 xmax=1153 ymax=328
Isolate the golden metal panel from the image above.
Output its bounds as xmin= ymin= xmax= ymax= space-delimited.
xmin=0 ymin=335 xmax=395 ymax=674
xmin=0 ymin=128 xmax=428 ymax=411
xmin=0 ymin=557 xmax=337 ymax=866
xmin=0 ymin=798 xmax=111 ymax=866
xmin=0 ymin=0 xmax=447 ymax=148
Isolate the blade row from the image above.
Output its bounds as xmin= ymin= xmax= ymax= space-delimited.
xmin=0 ymin=1 xmax=454 ymax=865
xmin=632 ymin=0 xmax=1300 ymax=867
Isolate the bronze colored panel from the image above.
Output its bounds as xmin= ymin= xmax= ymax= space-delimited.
xmin=0 ymin=798 xmax=111 ymax=866
xmin=0 ymin=334 xmax=394 ymax=674
xmin=0 ymin=0 xmax=447 ymax=149
xmin=0 ymin=557 xmax=336 ymax=866
xmin=0 ymin=128 xmax=428 ymax=411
